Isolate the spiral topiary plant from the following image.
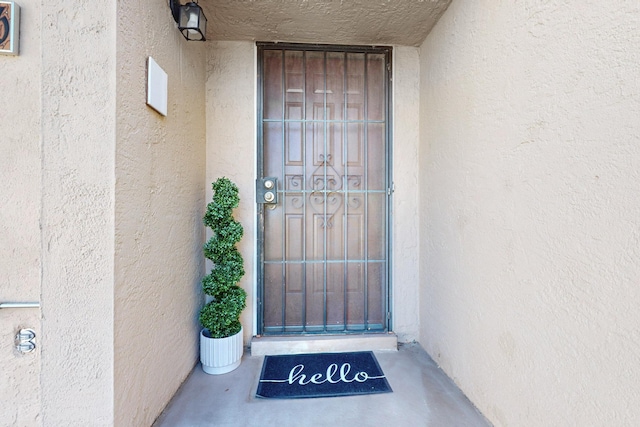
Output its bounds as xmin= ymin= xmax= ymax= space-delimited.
xmin=199 ymin=177 xmax=247 ymax=339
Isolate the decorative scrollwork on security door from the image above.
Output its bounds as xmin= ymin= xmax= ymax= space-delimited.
xmin=288 ymin=155 xmax=363 ymax=229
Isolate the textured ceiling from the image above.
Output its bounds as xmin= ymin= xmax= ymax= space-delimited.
xmin=201 ymin=0 xmax=452 ymax=47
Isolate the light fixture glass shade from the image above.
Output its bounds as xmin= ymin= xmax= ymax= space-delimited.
xmin=178 ymin=2 xmax=207 ymax=41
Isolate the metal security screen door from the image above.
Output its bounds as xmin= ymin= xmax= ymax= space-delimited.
xmin=257 ymin=43 xmax=392 ymax=335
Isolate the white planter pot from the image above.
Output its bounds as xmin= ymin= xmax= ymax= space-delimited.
xmin=200 ymin=327 xmax=243 ymax=375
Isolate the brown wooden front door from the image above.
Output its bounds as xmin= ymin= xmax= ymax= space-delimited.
xmin=257 ymin=43 xmax=392 ymax=335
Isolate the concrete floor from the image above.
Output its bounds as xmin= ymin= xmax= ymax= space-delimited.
xmin=153 ymin=343 xmax=491 ymax=427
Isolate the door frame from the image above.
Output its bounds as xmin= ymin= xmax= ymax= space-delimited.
xmin=255 ymin=42 xmax=393 ymax=336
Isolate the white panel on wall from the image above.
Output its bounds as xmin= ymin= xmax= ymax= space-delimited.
xmin=146 ymin=57 xmax=168 ymax=116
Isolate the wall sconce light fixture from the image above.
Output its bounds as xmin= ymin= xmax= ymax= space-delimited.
xmin=170 ymin=0 xmax=207 ymax=41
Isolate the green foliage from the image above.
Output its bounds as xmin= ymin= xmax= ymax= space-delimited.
xmin=199 ymin=287 xmax=247 ymax=338
xmin=199 ymin=177 xmax=246 ymax=338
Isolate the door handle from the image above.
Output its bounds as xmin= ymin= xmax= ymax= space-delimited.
xmin=0 ymin=302 xmax=40 ymax=309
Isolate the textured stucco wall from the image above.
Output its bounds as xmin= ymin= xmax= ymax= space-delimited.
xmin=0 ymin=0 xmax=41 ymax=424
xmin=392 ymin=47 xmax=421 ymax=342
xmin=206 ymin=42 xmax=421 ymax=342
xmin=203 ymin=0 xmax=451 ymax=47
xmin=419 ymin=1 xmax=640 ymax=425
xmin=39 ymin=0 xmax=116 ymax=425
xmin=205 ymin=41 xmax=256 ymax=341
xmin=114 ymin=0 xmax=207 ymax=425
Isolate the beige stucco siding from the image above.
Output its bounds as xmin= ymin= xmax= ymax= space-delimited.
xmin=114 ymin=1 xmax=207 ymax=425
xmin=39 ymin=0 xmax=116 ymax=425
xmin=392 ymin=46 xmax=421 ymax=341
xmin=419 ymin=1 xmax=640 ymax=425
xmin=0 ymin=2 xmax=41 ymax=307
xmin=0 ymin=0 xmax=42 ymax=423
xmin=205 ymin=41 xmax=256 ymax=342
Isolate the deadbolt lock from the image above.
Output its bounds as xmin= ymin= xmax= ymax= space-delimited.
xmin=264 ymin=191 xmax=275 ymax=202
xmin=257 ymin=177 xmax=278 ymax=205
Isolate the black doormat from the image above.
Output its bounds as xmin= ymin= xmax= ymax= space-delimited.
xmin=256 ymin=351 xmax=392 ymax=399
